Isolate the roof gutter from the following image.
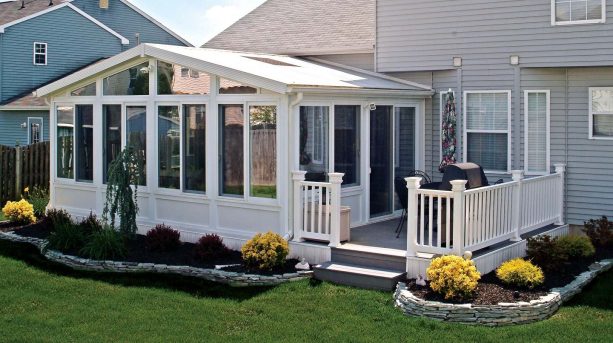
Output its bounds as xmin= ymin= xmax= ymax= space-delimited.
xmin=287 ymin=87 xmax=435 ymax=98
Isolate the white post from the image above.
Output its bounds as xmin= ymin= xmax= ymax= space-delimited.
xmin=554 ymin=164 xmax=566 ymax=225
xmin=511 ymin=170 xmax=524 ymax=241
xmin=328 ymin=173 xmax=344 ymax=248
xmin=451 ymin=180 xmax=467 ymax=256
xmin=292 ymin=171 xmax=307 ymax=242
xmin=405 ymin=177 xmax=422 ymax=258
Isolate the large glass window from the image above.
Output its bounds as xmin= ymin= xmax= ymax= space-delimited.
xmin=126 ymin=106 xmax=147 ymax=186
xmin=554 ymin=0 xmax=605 ymax=24
xmin=183 ymin=104 xmax=206 ymax=192
xmin=464 ymin=92 xmax=510 ymax=172
xmin=590 ymin=88 xmax=613 ymax=139
xmin=250 ymin=106 xmax=277 ymax=198
xmin=56 ymin=106 xmax=74 ymax=179
xmin=157 ymin=61 xmax=210 ymax=95
xmin=525 ymin=91 xmax=550 ymax=174
xmin=219 ymin=104 xmax=244 ymax=196
xmin=219 ymin=78 xmax=258 ymax=94
xmin=334 ymin=105 xmax=360 ymax=187
xmin=299 ymin=106 xmax=329 ymax=182
xmin=158 ymin=106 xmax=180 ymax=189
xmin=71 ymin=83 xmax=96 ymax=96
xmin=103 ymin=62 xmax=150 ymax=96
xmin=75 ymin=105 xmax=94 ymax=182
xmin=103 ymin=105 xmax=122 ymax=183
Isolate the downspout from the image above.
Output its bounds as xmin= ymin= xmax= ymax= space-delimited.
xmin=284 ymin=92 xmax=304 ymax=241
xmin=564 ymin=68 xmax=569 ymax=221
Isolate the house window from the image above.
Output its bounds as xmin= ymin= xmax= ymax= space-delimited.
xmin=334 ymin=105 xmax=360 ymax=187
xmin=158 ymin=106 xmax=181 ymax=189
xmin=249 ymin=105 xmax=277 ymax=198
xmin=33 ymin=43 xmax=47 ymax=65
xmin=183 ymin=104 xmax=206 ymax=193
xmin=157 ymin=61 xmax=210 ymax=95
xmin=103 ymin=105 xmax=122 ymax=183
xmin=464 ymin=91 xmax=511 ymax=172
xmin=590 ymin=87 xmax=613 ymax=139
xmin=56 ymin=106 xmax=74 ymax=179
xmin=219 ymin=104 xmax=245 ymax=196
xmin=525 ymin=91 xmax=551 ymax=174
xmin=75 ymin=105 xmax=94 ymax=182
xmin=553 ymin=0 xmax=606 ymax=25
xmin=103 ymin=62 xmax=150 ymax=96
xmin=299 ymin=106 xmax=329 ymax=182
xmin=28 ymin=118 xmax=43 ymax=144
xmin=126 ymin=106 xmax=147 ymax=185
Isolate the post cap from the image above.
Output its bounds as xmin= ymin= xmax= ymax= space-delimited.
xmin=328 ymin=172 xmax=344 ymax=184
xmin=553 ymin=163 xmax=566 ymax=173
xmin=450 ymin=179 xmax=468 ymax=191
xmin=511 ymin=170 xmax=524 ymax=181
xmin=291 ymin=170 xmax=307 ymax=181
xmin=404 ymin=177 xmax=422 ymax=189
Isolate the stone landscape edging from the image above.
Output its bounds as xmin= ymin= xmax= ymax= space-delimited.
xmin=0 ymin=231 xmax=312 ymax=287
xmin=393 ymin=259 xmax=612 ymax=326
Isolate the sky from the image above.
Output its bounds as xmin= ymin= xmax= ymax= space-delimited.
xmin=129 ymin=0 xmax=267 ymax=47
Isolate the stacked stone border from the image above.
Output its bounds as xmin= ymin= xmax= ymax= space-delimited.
xmin=394 ymin=259 xmax=612 ymax=326
xmin=0 ymin=231 xmax=312 ymax=287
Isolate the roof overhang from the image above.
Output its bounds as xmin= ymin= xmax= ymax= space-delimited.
xmin=288 ymin=87 xmax=434 ymax=98
xmin=0 ymin=105 xmax=49 ymax=111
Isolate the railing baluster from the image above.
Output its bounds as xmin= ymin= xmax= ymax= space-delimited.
xmin=437 ymin=196 xmax=442 ymax=248
xmin=303 ymin=185 xmax=308 ymax=233
xmin=428 ymin=195 xmax=434 ymax=247
xmin=446 ymin=195 xmax=451 ymax=248
xmin=326 ymin=187 xmax=331 ymax=234
xmin=420 ymin=193 xmax=425 ymax=246
xmin=318 ymin=186 xmax=323 ymax=234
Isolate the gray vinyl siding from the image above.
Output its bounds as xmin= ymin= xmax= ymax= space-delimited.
xmin=0 ymin=6 xmax=123 ymax=102
xmin=0 ymin=110 xmax=49 ymax=147
xmin=71 ymin=0 xmax=187 ymax=48
xmin=377 ymin=0 xmax=613 ymax=72
xmin=307 ymin=53 xmax=375 ymax=71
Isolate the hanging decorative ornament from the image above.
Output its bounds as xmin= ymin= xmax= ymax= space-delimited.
xmin=439 ymin=89 xmax=457 ymax=172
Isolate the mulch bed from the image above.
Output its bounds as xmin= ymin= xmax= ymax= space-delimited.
xmin=408 ymin=246 xmax=613 ymax=305
xmin=221 ymin=258 xmax=302 ymax=276
xmin=7 ymin=219 xmax=53 ymax=239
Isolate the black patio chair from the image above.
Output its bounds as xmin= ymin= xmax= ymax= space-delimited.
xmin=394 ymin=170 xmax=432 ymax=238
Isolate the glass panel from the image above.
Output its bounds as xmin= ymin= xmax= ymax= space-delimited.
xmin=103 ymin=62 xmax=150 ymax=96
xmin=299 ymin=106 xmax=329 ymax=182
xmin=556 ymin=1 xmax=572 ymax=21
xmin=103 ymin=105 xmax=122 ymax=183
xmin=370 ymin=106 xmax=393 ymax=217
xmin=466 ymin=92 xmax=509 ymax=131
xmin=220 ymin=104 xmax=244 ymax=196
xmin=126 ymin=106 xmax=147 ymax=186
xmin=593 ymin=114 xmax=613 ymax=137
xmin=183 ymin=104 xmax=206 ymax=192
xmin=157 ymin=61 xmax=210 ymax=95
xmin=587 ymin=0 xmax=603 ymax=19
xmin=527 ymin=93 xmax=548 ymax=173
xmin=250 ymin=105 xmax=277 ymax=198
xmin=334 ymin=105 xmax=360 ymax=187
xmin=394 ymin=107 xmax=416 ymax=210
xmin=71 ymin=83 xmax=96 ymax=96
xmin=592 ymin=89 xmax=613 ymax=113
xmin=219 ymin=78 xmax=257 ymax=94
xmin=75 ymin=105 xmax=94 ymax=182
xmin=570 ymin=0 xmax=588 ymax=21
xmin=56 ymin=106 xmax=74 ymax=179
xmin=158 ymin=106 xmax=180 ymax=189
xmin=467 ymin=133 xmax=508 ymax=171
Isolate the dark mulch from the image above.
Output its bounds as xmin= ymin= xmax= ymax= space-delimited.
xmin=408 ymin=246 xmax=613 ymax=305
xmin=221 ymin=258 xmax=302 ymax=276
xmin=9 ymin=220 xmax=53 ymax=239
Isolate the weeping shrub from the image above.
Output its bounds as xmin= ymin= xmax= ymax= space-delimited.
xmin=103 ymin=148 xmax=141 ymax=235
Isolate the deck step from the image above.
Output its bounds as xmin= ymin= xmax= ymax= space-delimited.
xmin=331 ymin=245 xmax=406 ymax=271
xmin=313 ymin=262 xmax=406 ymax=291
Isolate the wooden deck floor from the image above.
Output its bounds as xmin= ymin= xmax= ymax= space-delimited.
xmin=348 ymin=219 xmax=407 ymax=251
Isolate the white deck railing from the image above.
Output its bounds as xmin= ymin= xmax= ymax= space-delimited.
xmin=292 ymin=171 xmax=344 ymax=247
xmin=406 ymin=164 xmax=566 ymax=256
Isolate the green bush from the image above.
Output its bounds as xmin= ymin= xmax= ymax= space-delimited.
xmin=241 ymin=232 xmax=289 ymax=271
xmin=24 ymin=186 xmax=49 ymax=218
xmin=78 ymin=212 xmax=103 ymax=236
xmin=583 ymin=216 xmax=613 ymax=248
xmin=496 ymin=258 xmax=544 ymax=289
xmin=46 ymin=208 xmax=72 ymax=230
xmin=557 ymin=235 xmax=596 ymax=259
xmin=526 ymin=235 xmax=567 ymax=272
xmin=47 ymin=222 xmax=86 ymax=252
xmin=80 ymin=228 xmax=126 ymax=260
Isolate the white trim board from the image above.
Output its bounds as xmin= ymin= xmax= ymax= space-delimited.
xmin=0 ymin=3 xmax=129 ymax=45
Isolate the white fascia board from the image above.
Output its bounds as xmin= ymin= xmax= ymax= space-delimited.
xmin=0 ymin=2 xmax=73 ymax=33
xmin=120 ymin=0 xmax=193 ymax=47
xmin=287 ymin=87 xmax=435 ymax=98
xmin=0 ymin=105 xmax=49 ymax=111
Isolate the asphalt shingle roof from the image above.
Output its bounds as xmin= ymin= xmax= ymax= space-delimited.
xmin=0 ymin=0 xmax=71 ymax=26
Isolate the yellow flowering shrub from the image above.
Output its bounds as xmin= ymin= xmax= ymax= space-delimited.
xmin=2 ymin=199 xmax=36 ymax=224
xmin=426 ymin=255 xmax=481 ymax=301
xmin=241 ymin=231 xmax=289 ymax=271
xmin=496 ymin=258 xmax=544 ymax=289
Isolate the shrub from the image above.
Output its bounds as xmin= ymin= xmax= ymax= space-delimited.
xmin=146 ymin=224 xmax=181 ymax=252
xmin=241 ymin=232 xmax=289 ymax=271
xmin=195 ymin=234 xmax=230 ymax=260
xmin=24 ymin=186 xmax=49 ymax=218
xmin=583 ymin=216 xmax=613 ymax=248
xmin=426 ymin=255 xmax=481 ymax=301
xmin=103 ymin=148 xmax=141 ymax=235
xmin=78 ymin=212 xmax=104 ymax=236
xmin=47 ymin=222 xmax=86 ymax=252
xmin=526 ymin=235 xmax=567 ymax=272
xmin=557 ymin=235 xmax=596 ymax=259
xmin=2 ymin=199 xmax=36 ymax=224
xmin=46 ymin=208 xmax=72 ymax=229
xmin=80 ymin=227 xmax=126 ymax=260
xmin=496 ymin=258 xmax=544 ymax=289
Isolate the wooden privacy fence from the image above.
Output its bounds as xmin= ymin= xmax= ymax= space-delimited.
xmin=0 ymin=142 xmax=50 ymax=205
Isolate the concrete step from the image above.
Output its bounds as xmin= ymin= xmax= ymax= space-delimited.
xmin=314 ymin=262 xmax=407 ymax=291
xmin=331 ymin=245 xmax=406 ymax=271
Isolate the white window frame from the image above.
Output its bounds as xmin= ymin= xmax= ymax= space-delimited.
xmin=27 ymin=117 xmax=44 ymax=145
xmin=524 ymin=90 xmax=551 ymax=175
xmin=589 ymin=87 xmax=613 ymax=140
xmin=551 ymin=0 xmax=607 ymax=26
xmin=33 ymin=42 xmax=47 ymax=66
xmin=463 ymin=90 xmax=512 ymax=173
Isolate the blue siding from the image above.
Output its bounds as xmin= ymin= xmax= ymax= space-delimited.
xmin=0 ymin=110 xmax=49 ymax=147
xmin=0 ymin=6 xmax=123 ymax=102
xmin=71 ymin=0 xmax=188 ymax=48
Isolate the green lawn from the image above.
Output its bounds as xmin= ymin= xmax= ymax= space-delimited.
xmin=0 ymin=241 xmax=611 ymax=342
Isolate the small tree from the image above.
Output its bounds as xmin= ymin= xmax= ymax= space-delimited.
xmin=103 ymin=147 xmax=141 ymax=235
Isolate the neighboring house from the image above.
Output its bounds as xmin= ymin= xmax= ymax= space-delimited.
xmin=0 ymin=0 xmax=190 ymax=147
